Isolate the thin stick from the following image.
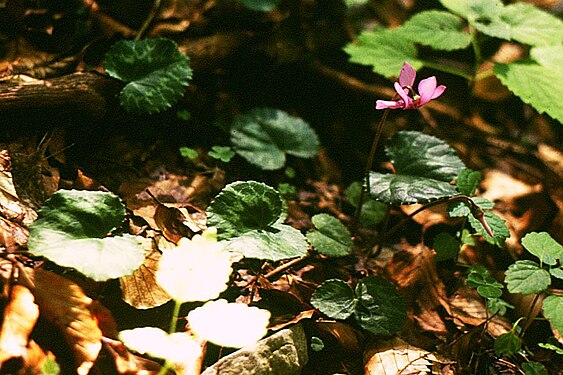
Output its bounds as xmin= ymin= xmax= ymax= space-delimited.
xmin=135 ymin=0 xmax=162 ymax=41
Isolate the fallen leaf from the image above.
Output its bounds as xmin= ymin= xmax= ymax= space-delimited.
xmin=101 ymin=337 xmax=166 ymax=375
xmin=364 ymin=337 xmax=438 ymax=375
xmin=0 ymin=284 xmax=39 ymax=364
xmin=19 ymin=268 xmax=102 ymax=375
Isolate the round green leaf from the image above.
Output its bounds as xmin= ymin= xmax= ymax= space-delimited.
xmin=344 ymin=29 xmax=424 ymax=79
xmin=104 ymin=37 xmax=192 ymax=114
xmin=543 ymin=295 xmax=563 ymax=333
xmin=400 ymin=11 xmax=472 ymax=51
xmin=306 ymin=214 xmax=353 ymax=257
xmin=433 ymin=232 xmax=460 ymax=262
xmin=494 ymin=331 xmax=521 ymax=356
xmin=505 ymin=260 xmax=551 ymax=295
xmin=28 ymin=190 xmax=145 ymax=281
xmin=456 ymin=168 xmax=482 ymax=196
xmin=494 ymin=62 xmax=563 ymax=124
xmin=224 ymin=223 xmax=308 ymax=261
xmin=354 ymin=276 xmax=406 ymax=336
xmin=521 ymin=232 xmax=563 ymax=266
xmin=522 ymin=362 xmax=548 ymax=375
xmin=310 ymin=279 xmax=356 ymax=320
xmin=346 ymin=182 xmax=387 ymax=226
xmin=206 ymin=181 xmax=283 ymax=240
xmin=230 ymin=108 xmax=320 ymax=170
xmin=477 ymin=285 xmax=503 ymax=299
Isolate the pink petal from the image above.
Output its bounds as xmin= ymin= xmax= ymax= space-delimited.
xmin=394 ymin=82 xmax=411 ymax=106
xmin=417 ymin=76 xmax=438 ymax=106
xmin=375 ymin=99 xmax=404 ymax=110
xmin=431 ymin=85 xmax=446 ymax=99
xmin=398 ymin=62 xmax=416 ymax=88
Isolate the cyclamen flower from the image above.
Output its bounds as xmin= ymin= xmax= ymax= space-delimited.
xmin=375 ymin=62 xmax=446 ymax=110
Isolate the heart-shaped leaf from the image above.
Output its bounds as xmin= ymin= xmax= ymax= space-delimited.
xmin=542 ymin=295 xmax=563 ymax=333
xmin=104 ymin=37 xmax=192 ymax=114
xmin=310 ymin=279 xmax=356 ymax=320
xmin=521 ymin=232 xmax=563 ymax=266
xmin=28 ymin=190 xmax=145 ymax=281
xmin=306 ymin=214 xmax=353 ymax=257
xmin=505 ymin=260 xmax=551 ymax=295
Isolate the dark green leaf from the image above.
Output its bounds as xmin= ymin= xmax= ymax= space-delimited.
xmin=487 ymin=298 xmax=513 ymax=316
xmin=467 ymin=265 xmax=503 ymax=288
xmin=369 ymin=174 xmax=459 ymax=205
xmin=467 ymin=211 xmax=509 ymax=247
xmin=522 ymin=361 xmax=548 ymax=375
xmin=230 ymin=108 xmax=320 ymax=170
xmin=27 ymin=190 xmax=145 ymax=281
xmin=477 ymin=285 xmax=502 ymax=299
xmin=354 ymin=276 xmax=406 ymax=336
xmin=235 ymin=0 xmax=279 ymax=11
xmin=306 ymin=214 xmax=353 ymax=257
xmin=449 ymin=197 xmax=493 ymax=218
xmin=494 ymin=331 xmax=521 ymax=356
xmin=456 ymin=168 xmax=482 ymax=196
xmin=433 ymin=232 xmax=460 ymax=261
xmin=310 ymin=279 xmax=356 ymax=320
xmin=542 ymin=295 xmax=563 ymax=333
xmin=505 ymin=260 xmax=551 ymax=294
xmin=521 ymin=232 xmax=563 ymax=266
xmin=206 ymin=181 xmax=283 ymax=240
xmin=346 ymin=181 xmax=388 ymax=226
xmin=104 ymin=37 xmax=192 ymax=114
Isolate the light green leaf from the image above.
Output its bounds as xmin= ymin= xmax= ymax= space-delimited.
xmin=224 ymin=223 xmax=309 ymax=261
xmin=344 ymin=0 xmax=368 ymax=5
xmin=235 ymin=0 xmax=279 ymax=11
xmin=550 ymin=267 xmax=563 ymax=280
xmin=306 ymin=214 xmax=353 ymax=257
xmin=230 ymin=108 xmax=320 ymax=170
xmin=310 ymin=279 xmax=356 ymax=320
xmin=354 ymin=276 xmax=406 ymax=336
xmin=346 ymin=181 xmax=388 ymax=226
xmin=206 ymin=181 xmax=283 ymax=240
xmin=505 ymin=260 xmax=551 ymax=295
xmin=41 ymin=356 xmax=61 ymax=375
xmin=477 ymin=285 xmax=502 ymax=299
xmin=439 ymin=0 xmax=503 ymax=20
xmin=449 ymin=197 xmax=494 ymax=218
xmin=433 ymin=232 xmax=460 ymax=261
xmin=179 ymin=147 xmax=198 ymax=160
xmin=104 ymin=37 xmax=192 ymax=114
xmin=543 ymin=295 xmax=563 ymax=333
xmin=310 ymin=336 xmax=325 ymax=352
xmin=456 ymin=168 xmax=482 ymax=196
xmin=467 ymin=210 xmax=509 ymax=247
xmin=494 ymin=62 xmax=563 ymax=124
xmin=368 ymin=131 xmax=465 ymax=205
xmin=494 ymin=330 xmax=521 ymax=356
xmin=522 ymin=361 xmax=548 ymax=375
xmin=400 ymin=11 xmax=471 ymax=51
xmin=521 ymin=232 xmax=563 ymax=266
xmin=208 ymin=146 xmax=235 ymax=163
xmin=344 ymin=29 xmax=423 ymax=79
xmin=531 ymin=45 xmax=563 ymax=73
xmin=538 ymin=342 xmax=563 ymax=355
xmin=27 ymin=190 xmax=145 ymax=282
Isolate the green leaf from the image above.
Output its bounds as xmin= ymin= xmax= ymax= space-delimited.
xmin=467 ymin=210 xmax=509 ymax=247
xmin=306 ymin=214 xmax=353 ymax=257
xmin=439 ymin=0 xmax=503 ymax=20
xmin=177 ymin=109 xmax=191 ymax=121
xmin=474 ymin=3 xmax=563 ymax=46
xmin=456 ymin=168 xmax=482 ymax=196
xmin=208 ymin=146 xmax=235 ymax=163
xmin=368 ymin=131 xmax=465 ymax=205
xmin=230 ymin=108 xmax=320 ymax=170
xmin=543 ymin=295 xmax=563 ymax=333
xmin=179 ymin=147 xmax=198 ymax=160
xmin=206 ymin=181 xmax=283 ymax=240
xmin=310 ymin=336 xmax=325 ymax=352
xmin=494 ymin=330 xmax=521 ymax=356
xmin=494 ymin=62 xmax=563 ymax=124
xmin=433 ymin=232 xmax=460 ymax=261
xmin=550 ymin=267 xmax=563 ymax=280
xmin=27 ymin=190 xmax=145 ymax=282
xmin=399 ymin=11 xmax=471 ymax=51
xmin=354 ymin=276 xmax=406 ymax=336
xmin=41 ymin=355 xmax=61 ymax=375
xmin=346 ymin=181 xmax=388 ymax=226
xmin=531 ymin=45 xmax=563 ymax=73
xmin=235 ymin=0 xmax=279 ymax=11
xmin=310 ymin=279 xmax=356 ymax=320
xmin=104 ymin=37 xmax=192 ymax=114
xmin=344 ymin=29 xmax=423 ymax=79
xmin=477 ymin=285 xmax=502 ymax=299
xmin=461 ymin=228 xmax=475 ymax=246
xmin=505 ymin=260 xmax=551 ymax=295
xmin=448 ymin=197 xmax=494 ymax=218
xmin=224 ymin=223 xmax=308 ymax=261
xmin=487 ymin=298 xmax=513 ymax=316
xmin=522 ymin=361 xmax=548 ymax=375
xmin=467 ymin=265 xmax=504 ymax=300
xmin=538 ymin=342 xmax=563 ymax=355
xmin=521 ymin=232 xmax=563 ymax=266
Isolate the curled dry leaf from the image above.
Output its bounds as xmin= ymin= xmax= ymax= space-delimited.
xmin=364 ymin=337 xmax=438 ymax=375
xmin=19 ymin=268 xmax=102 ymax=375
xmin=0 ymin=285 xmax=39 ymax=364
xmin=102 ymin=337 xmax=165 ymax=375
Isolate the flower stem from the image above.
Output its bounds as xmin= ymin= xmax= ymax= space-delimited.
xmin=157 ymin=300 xmax=183 ymax=375
xmin=353 ymin=109 xmax=390 ymax=231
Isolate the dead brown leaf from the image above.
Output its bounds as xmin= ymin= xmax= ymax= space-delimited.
xmin=100 ymin=337 xmax=166 ymax=375
xmin=0 ymin=285 xmax=39 ymax=365
xmin=19 ymin=268 xmax=102 ymax=375
xmin=364 ymin=337 xmax=440 ymax=375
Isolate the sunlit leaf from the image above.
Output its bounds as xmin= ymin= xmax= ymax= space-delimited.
xmin=456 ymin=168 xmax=482 ymax=196
xmin=230 ymin=108 xmax=319 ymax=170
xmin=187 ymin=299 xmax=271 ymax=348
xmin=542 ymin=295 xmax=563 ymax=333
xmin=467 ymin=210 xmax=509 ymax=247
xmin=505 ymin=260 xmax=550 ymax=295
xmin=306 ymin=214 xmax=353 ymax=257
xmin=399 ymin=10 xmax=471 ymax=50
xmin=531 ymin=45 xmax=563 ymax=73
xmin=494 ymin=330 xmax=521 ymax=356
xmin=354 ymin=276 xmax=406 ymax=336
xmin=521 ymin=232 xmax=563 ymax=266
xmin=310 ymin=279 xmax=356 ymax=320
xmin=104 ymin=37 xmax=192 ymax=114
xmin=448 ymin=197 xmax=493 ymax=217
xmin=27 ymin=190 xmax=145 ymax=282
